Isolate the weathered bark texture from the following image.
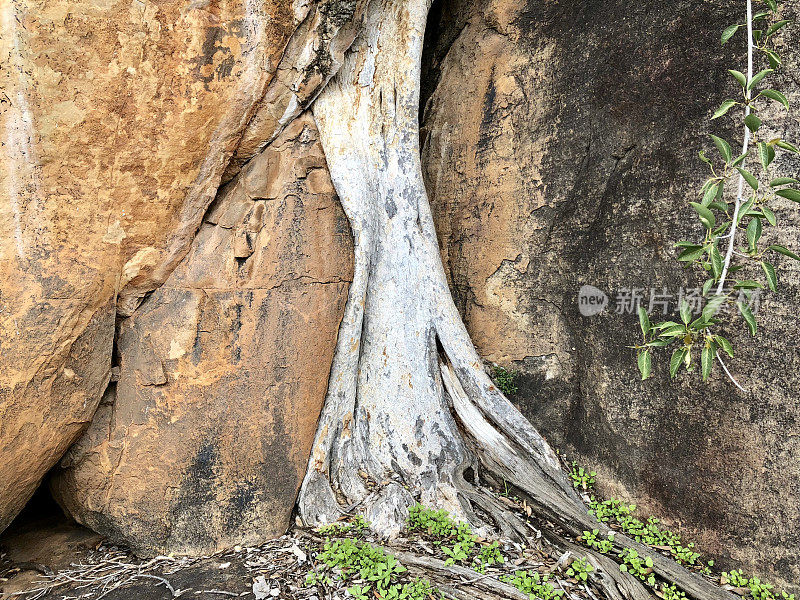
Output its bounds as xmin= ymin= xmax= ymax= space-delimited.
xmin=296 ymin=1 xmax=739 ymax=598
xmin=0 ymin=0 xmax=360 ymax=535
xmin=48 ymin=114 xmax=353 ymax=556
xmin=421 ymin=0 xmax=800 ymax=592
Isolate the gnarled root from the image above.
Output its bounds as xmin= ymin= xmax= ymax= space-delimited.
xmin=295 ymin=0 xmax=736 ymax=599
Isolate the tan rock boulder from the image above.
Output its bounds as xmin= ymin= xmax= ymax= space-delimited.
xmin=0 ymin=0 xmax=306 ymax=534
xmin=50 ymin=113 xmax=352 ymax=556
xmin=422 ymin=0 xmax=800 ymax=592
xmin=0 ymin=0 xmax=360 ymax=535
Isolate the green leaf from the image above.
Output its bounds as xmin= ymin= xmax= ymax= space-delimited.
xmin=757 ymin=142 xmax=773 ymax=169
xmin=776 ymin=189 xmax=800 ymax=202
xmin=670 ymin=347 xmax=688 ymax=378
xmin=660 ymin=324 xmax=686 ymax=338
xmin=731 ymin=152 xmax=748 ymax=167
xmin=678 ymin=245 xmax=706 ymax=262
xmin=765 ymin=0 xmax=777 ymax=11
xmin=763 ymin=49 xmax=782 ymax=68
xmin=701 ymin=180 xmax=722 ymax=206
xmin=737 ymin=197 xmax=755 ymax=226
xmin=712 ymin=99 xmax=738 ymax=119
xmin=760 ymin=89 xmax=789 ymax=109
xmin=744 ymin=113 xmax=762 ymax=132
xmin=690 ymin=202 xmax=716 ymax=230
xmin=775 ymin=140 xmax=800 ymax=153
xmin=638 ymin=350 xmax=652 ymax=380
xmin=770 ymin=177 xmax=799 ymax=186
xmin=736 ymin=167 xmax=759 ymax=190
xmin=716 ymin=336 xmax=734 ymax=358
xmin=765 ymin=19 xmax=792 ymax=38
xmin=747 ymin=69 xmax=773 ymax=91
xmin=698 ymin=150 xmax=712 ymax=165
xmin=761 ymin=261 xmax=778 ymax=292
xmin=710 ymin=243 xmax=723 ymax=279
xmin=728 ymin=69 xmax=747 ymax=88
xmin=768 ymin=245 xmax=800 ymax=261
xmin=761 ymin=205 xmax=777 ymax=226
xmin=702 ymin=278 xmax=715 ymax=297
xmin=721 ymin=23 xmax=741 ymax=44
xmin=710 ymin=135 xmax=733 ymax=163
xmin=679 ymin=299 xmax=692 ymax=325
xmin=638 ymin=306 xmax=651 ymax=336
xmin=702 ymin=294 xmax=727 ymax=321
xmin=708 ymin=201 xmax=729 ymax=212
xmin=646 ymin=339 xmax=673 ymax=348
xmin=738 ymin=302 xmax=757 ymax=336
xmin=734 ymin=280 xmax=764 ymax=290
xmin=690 ymin=316 xmax=714 ymax=330
xmin=701 ymin=344 xmax=714 ymax=382
xmin=746 ymin=217 xmax=763 ymax=250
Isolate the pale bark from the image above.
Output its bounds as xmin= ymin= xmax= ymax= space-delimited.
xmin=296 ymin=1 xmax=737 ymax=599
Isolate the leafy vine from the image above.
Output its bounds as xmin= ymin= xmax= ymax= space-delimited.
xmin=636 ymin=0 xmax=799 ymax=386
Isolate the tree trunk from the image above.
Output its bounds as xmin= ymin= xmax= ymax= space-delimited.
xmin=297 ymin=1 xmax=737 ymax=599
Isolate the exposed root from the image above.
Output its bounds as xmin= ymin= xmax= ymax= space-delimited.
xmin=391 ymin=550 xmax=529 ymax=599
xmin=294 ymin=1 xmax=740 ymax=600
xmin=544 ymin=534 xmax=654 ymax=600
xmin=2 ymin=550 xmax=196 ymax=600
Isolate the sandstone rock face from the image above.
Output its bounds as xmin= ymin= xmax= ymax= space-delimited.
xmin=50 ymin=113 xmax=353 ymax=556
xmin=422 ymin=0 xmax=800 ymax=591
xmin=0 ymin=0 xmax=358 ymax=535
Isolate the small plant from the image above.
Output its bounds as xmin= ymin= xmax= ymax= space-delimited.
xmin=407 ymin=504 xmax=464 ymax=539
xmin=618 ymin=548 xmax=657 ymax=587
xmin=306 ymin=537 xmax=443 ymax=600
xmin=725 ymin=568 xmax=751 ymax=587
xmin=474 ymin=541 xmax=505 ymax=573
xmin=318 ymin=515 xmax=370 ymax=537
xmin=492 ymin=365 xmax=519 ymax=396
xmin=347 ymin=584 xmax=370 ymax=600
xmin=581 ymin=529 xmax=615 ymax=553
xmin=588 ymin=497 xmax=637 ymax=524
xmin=587 ymin=495 xmax=701 ymax=567
xmin=305 ymin=571 xmax=333 ymax=587
xmin=566 ymin=557 xmax=594 ymax=583
xmin=721 ymin=569 xmax=795 ymax=600
xmin=569 ymin=465 xmax=795 ymax=599
xmin=441 ymin=534 xmax=475 ymax=566
xmin=502 ymin=570 xmax=565 ymax=600
xmin=635 ymin=0 xmax=800 ymax=386
xmin=661 ymin=583 xmax=688 ymax=600
xmin=569 ymin=462 xmax=596 ymax=490
xmin=407 ymin=504 xmax=504 ymax=571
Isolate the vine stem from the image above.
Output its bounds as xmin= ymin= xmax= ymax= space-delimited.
xmin=716 ymin=351 xmax=747 ymax=392
xmin=716 ymin=0 xmax=754 ymax=295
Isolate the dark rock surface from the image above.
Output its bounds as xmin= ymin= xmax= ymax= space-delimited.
xmin=422 ymin=0 xmax=800 ymax=592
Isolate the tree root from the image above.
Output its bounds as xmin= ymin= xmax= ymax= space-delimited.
xmin=391 ymin=550 xmax=530 ymax=600
xmin=294 ymin=0 xmax=740 ymax=599
xmin=544 ymin=533 xmax=654 ymax=600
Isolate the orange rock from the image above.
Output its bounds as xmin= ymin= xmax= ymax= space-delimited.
xmin=50 ymin=114 xmax=352 ymax=556
xmin=0 ymin=0 xmax=350 ymax=536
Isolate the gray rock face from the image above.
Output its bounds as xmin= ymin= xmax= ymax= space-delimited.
xmin=422 ymin=0 xmax=800 ymax=591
